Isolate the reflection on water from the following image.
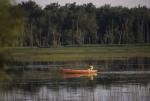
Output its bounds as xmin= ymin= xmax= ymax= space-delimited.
xmin=0 ymin=57 xmax=150 ymax=101
xmin=1 ymin=83 xmax=150 ymax=101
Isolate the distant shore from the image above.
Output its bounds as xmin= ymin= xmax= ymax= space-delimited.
xmin=7 ymin=44 xmax=150 ymax=62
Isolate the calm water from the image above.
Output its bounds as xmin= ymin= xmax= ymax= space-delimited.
xmin=0 ymin=57 xmax=150 ymax=101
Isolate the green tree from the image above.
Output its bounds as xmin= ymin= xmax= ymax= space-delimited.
xmin=19 ymin=0 xmax=43 ymax=46
xmin=17 ymin=1 xmax=150 ymax=46
xmin=0 ymin=0 xmax=23 ymax=46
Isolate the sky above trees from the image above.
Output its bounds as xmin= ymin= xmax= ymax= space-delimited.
xmin=16 ymin=0 xmax=150 ymax=8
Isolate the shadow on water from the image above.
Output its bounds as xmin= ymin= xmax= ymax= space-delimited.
xmin=0 ymin=57 xmax=150 ymax=101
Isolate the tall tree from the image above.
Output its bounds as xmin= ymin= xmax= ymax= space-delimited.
xmin=19 ymin=1 xmax=43 ymax=46
xmin=0 ymin=0 xmax=23 ymax=46
xmin=17 ymin=1 xmax=150 ymax=46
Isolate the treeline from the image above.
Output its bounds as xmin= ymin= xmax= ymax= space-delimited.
xmin=0 ymin=0 xmax=23 ymax=47
xmin=14 ymin=1 xmax=150 ymax=46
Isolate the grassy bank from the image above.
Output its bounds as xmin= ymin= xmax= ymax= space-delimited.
xmin=8 ymin=45 xmax=150 ymax=62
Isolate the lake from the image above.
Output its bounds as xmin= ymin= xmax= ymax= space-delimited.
xmin=0 ymin=57 xmax=150 ymax=101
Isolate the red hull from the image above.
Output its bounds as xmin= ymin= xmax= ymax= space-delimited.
xmin=62 ymin=69 xmax=97 ymax=74
xmin=62 ymin=73 xmax=97 ymax=78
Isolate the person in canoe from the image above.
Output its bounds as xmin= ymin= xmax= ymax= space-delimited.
xmin=88 ymin=65 xmax=94 ymax=71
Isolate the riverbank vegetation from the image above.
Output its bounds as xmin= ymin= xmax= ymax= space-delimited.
xmin=0 ymin=0 xmax=150 ymax=91
xmin=2 ymin=1 xmax=150 ymax=47
xmin=0 ymin=0 xmax=23 ymax=70
xmin=0 ymin=1 xmax=150 ymax=66
xmin=9 ymin=45 xmax=150 ymax=62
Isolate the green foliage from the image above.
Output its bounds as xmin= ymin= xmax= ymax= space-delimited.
xmin=0 ymin=0 xmax=23 ymax=46
xmin=19 ymin=2 xmax=150 ymax=47
xmin=10 ymin=45 xmax=150 ymax=62
xmin=0 ymin=71 xmax=11 ymax=82
xmin=2 ymin=1 xmax=150 ymax=47
xmin=0 ymin=48 xmax=12 ymax=70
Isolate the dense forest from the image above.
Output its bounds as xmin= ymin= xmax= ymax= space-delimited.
xmin=3 ymin=1 xmax=150 ymax=46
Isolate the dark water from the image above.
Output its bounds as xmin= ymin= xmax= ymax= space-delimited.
xmin=0 ymin=57 xmax=150 ymax=101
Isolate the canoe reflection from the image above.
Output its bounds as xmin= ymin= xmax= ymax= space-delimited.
xmin=62 ymin=73 xmax=97 ymax=80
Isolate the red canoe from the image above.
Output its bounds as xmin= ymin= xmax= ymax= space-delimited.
xmin=62 ymin=73 xmax=97 ymax=78
xmin=61 ymin=69 xmax=97 ymax=74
